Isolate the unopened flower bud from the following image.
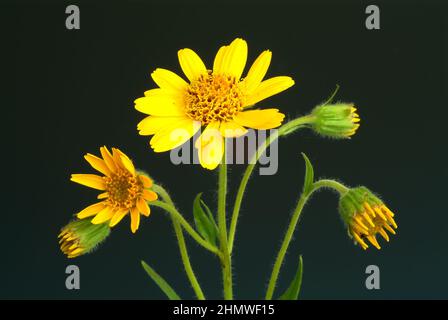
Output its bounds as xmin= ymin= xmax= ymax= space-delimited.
xmin=58 ymin=219 xmax=110 ymax=258
xmin=311 ymin=103 xmax=360 ymax=138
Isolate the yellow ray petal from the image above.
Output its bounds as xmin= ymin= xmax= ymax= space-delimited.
xmin=364 ymin=202 xmax=376 ymax=217
xmin=219 ymin=38 xmax=247 ymax=80
xmin=137 ymin=197 xmax=151 ymax=217
xmin=234 ymin=109 xmax=285 ymax=130
xmin=374 ymin=207 xmax=387 ymax=221
xmin=241 ymin=50 xmax=272 ymax=94
xmin=387 ymin=215 xmax=398 ymax=229
xmin=71 ymin=174 xmax=105 ymax=190
xmin=77 ymin=202 xmax=106 ymax=219
xmin=109 ymin=210 xmax=128 ymax=227
xmin=134 ymin=94 xmax=184 ymax=116
xmin=137 ymin=116 xmax=186 ymax=136
xmin=213 ymin=45 xmax=228 ymax=74
xmin=100 ymin=146 xmax=117 ymax=172
xmin=111 ymin=148 xmax=125 ymax=170
xmin=362 ymin=212 xmax=375 ymax=227
xmin=130 ymin=207 xmax=140 ymax=233
xmin=382 ymin=205 xmax=395 ymax=217
xmin=111 ymin=148 xmax=137 ymax=176
xmin=366 ymin=235 xmax=381 ymax=249
xmin=353 ymin=233 xmax=368 ymax=250
xmin=354 ymin=216 xmax=369 ymax=231
xmin=139 ymin=175 xmax=153 ymax=188
xmin=195 ymin=122 xmax=224 ymax=170
xmin=84 ymin=153 xmax=111 ymax=176
xmin=91 ymin=206 xmax=115 ymax=224
xmin=383 ymin=223 xmax=396 ymax=235
xmin=245 ymin=76 xmax=294 ymax=106
xmin=378 ymin=228 xmax=390 ymax=242
xmin=150 ymin=119 xmax=201 ymax=152
xmin=142 ymin=189 xmax=158 ymax=201
xmin=151 ymin=68 xmax=188 ymax=92
xmin=144 ymin=88 xmax=169 ymax=97
xmin=178 ymin=48 xmax=207 ymax=82
xmin=351 ymin=223 xmax=368 ymax=235
xmin=97 ymin=192 xmax=108 ymax=199
xmin=69 ymin=248 xmax=84 ymax=256
xmin=220 ymin=121 xmax=248 ymax=138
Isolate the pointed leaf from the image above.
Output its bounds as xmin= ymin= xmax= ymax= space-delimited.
xmin=193 ymin=193 xmax=218 ymax=246
xmin=278 ymin=255 xmax=304 ymax=300
xmin=141 ymin=260 xmax=181 ymax=300
xmin=200 ymin=199 xmax=219 ymax=232
xmin=301 ymin=153 xmax=314 ymax=195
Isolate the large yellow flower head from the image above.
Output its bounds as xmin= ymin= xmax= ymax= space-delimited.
xmin=135 ymin=38 xmax=295 ymax=169
xmin=71 ymin=147 xmax=158 ymax=233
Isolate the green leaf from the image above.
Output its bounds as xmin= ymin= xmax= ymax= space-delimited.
xmin=278 ymin=255 xmax=304 ymax=300
xmin=193 ymin=193 xmax=218 ymax=246
xmin=141 ymin=260 xmax=181 ymax=300
xmin=301 ymin=153 xmax=314 ymax=195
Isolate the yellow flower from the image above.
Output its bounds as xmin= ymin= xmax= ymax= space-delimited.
xmin=135 ymin=38 xmax=295 ymax=169
xmin=349 ymin=202 xmax=397 ymax=250
xmin=71 ymin=147 xmax=158 ymax=233
xmin=339 ymin=187 xmax=398 ymax=250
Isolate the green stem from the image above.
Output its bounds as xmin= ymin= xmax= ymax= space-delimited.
xmin=265 ymin=179 xmax=349 ymax=300
xmin=265 ymin=192 xmax=310 ymax=300
xmin=218 ymin=155 xmax=233 ymax=300
xmin=228 ymin=115 xmax=314 ymax=253
xmin=150 ymin=185 xmax=207 ymax=300
xmin=171 ymin=219 xmax=205 ymax=300
xmin=312 ymin=179 xmax=349 ymax=195
xmin=151 ymin=200 xmax=221 ymax=257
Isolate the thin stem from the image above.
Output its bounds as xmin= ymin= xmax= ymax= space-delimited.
xmin=264 ymin=178 xmax=349 ymax=300
xmin=151 ymin=200 xmax=221 ymax=257
xmin=218 ymin=154 xmax=233 ymax=300
xmin=312 ymin=179 xmax=349 ymax=195
xmin=228 ymin=115 xmax=314 ymax=253
xmin=171 ymin=218 xmax=205 ymax=300
xmin=265 ymin=192 xmax=310 ymax=300
xmin=150 ymin=185 xmax=207 ymax=300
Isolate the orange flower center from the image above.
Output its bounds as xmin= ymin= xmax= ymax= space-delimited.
xmin=184 ymin=71 xmax=244 ymax=124
xmin=104 ymin=169 xmax=143 ymax=210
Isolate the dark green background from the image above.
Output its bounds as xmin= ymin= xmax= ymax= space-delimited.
xmin=6 ymin=0 xmax=447 ymax=299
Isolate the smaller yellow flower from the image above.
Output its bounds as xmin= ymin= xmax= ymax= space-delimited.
xmin=339 ymin=187 xmax=397 ymax=250
xmin=71 ymin=147 xmax=158 ymax=233
xmin=59 ymin=219 xmax=110 ymax=258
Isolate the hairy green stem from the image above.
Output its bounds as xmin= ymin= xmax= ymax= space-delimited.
xmin=218 ymin=157 xmax=233 ymax=300
xmin=228 ymin=115 xmax=314 ymax=253
xmin=312 ymin=179 xmax=349 ymax=195
xmin=171 ymin=219 xmax=205 ymax=300
xmin=151 ymin=200 xmax=221 ymax=257
xmin=265 ymin=178 xmax=349 ymax=300
xmin=150 ymin=185 xmax=207 ymax=300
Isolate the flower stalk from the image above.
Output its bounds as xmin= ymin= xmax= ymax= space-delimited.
xmin=218 ymin=151 xmax=233 ymax=300
xmin=150 ymin=184 xmax=206 ymax=300
xmin=265 ymin=179 xmax=350 ymax=300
